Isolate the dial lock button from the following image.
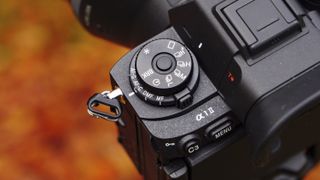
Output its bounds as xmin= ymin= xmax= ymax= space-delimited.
xmin=153 ymin=53 xmax=176 ymax=73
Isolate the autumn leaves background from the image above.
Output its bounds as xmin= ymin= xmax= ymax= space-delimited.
xmin=0 ymin=0 xmax=320 ymax=179
xmin=0 ymin=0 xmax=140 ymax=179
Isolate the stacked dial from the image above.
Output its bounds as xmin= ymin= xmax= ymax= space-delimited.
xmin=129 ymin=39 xmax=199 ymax=108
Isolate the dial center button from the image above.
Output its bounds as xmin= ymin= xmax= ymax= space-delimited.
xmin=156 ymin=56 xmax=172 ymax=71
xmin=153 ymin=53 xmax=176 ymax=73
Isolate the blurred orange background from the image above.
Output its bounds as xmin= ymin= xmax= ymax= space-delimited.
xmin=0 ymin=0 xmax=141 ymax=179
xmin=0 ymin=0 xmax=319 ymax=180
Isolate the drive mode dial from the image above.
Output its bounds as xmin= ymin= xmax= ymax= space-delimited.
xmin=136 ymin=39 xmax=193 ymax=95
xmin=129 ymin=39 xmax=199 ymax=108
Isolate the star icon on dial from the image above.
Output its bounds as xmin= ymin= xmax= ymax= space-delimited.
xmin=143 ymin=48 xmax=150 ymax=55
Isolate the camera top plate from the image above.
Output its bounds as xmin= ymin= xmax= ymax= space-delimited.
xmin=111 ymin=28 xmax=218 ymax=120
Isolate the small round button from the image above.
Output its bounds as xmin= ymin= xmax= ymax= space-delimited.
xmin=157 ymin=58 xmax=171 ymax=71
xmin=184 ymin=140 xmax=200 ymax=154
xmin=179 ymin=135 xmax=201 ymax=155
xmin=154 ymin=53 xmax=175 ymax=72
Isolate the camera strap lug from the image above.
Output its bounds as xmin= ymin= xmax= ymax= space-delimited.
xmin=87 ymin=88 xmax=123 ymax=122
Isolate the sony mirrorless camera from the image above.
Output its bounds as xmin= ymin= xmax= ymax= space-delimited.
xmin=72 ymin=0 xmax=320 ymax=179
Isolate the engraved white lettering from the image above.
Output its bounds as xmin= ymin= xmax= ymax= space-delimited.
xmin=141 ymin=69 xmax=154 ymax=79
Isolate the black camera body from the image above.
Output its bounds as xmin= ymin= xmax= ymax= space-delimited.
xmin=73 ymin=0 xmax=320 ymax=179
